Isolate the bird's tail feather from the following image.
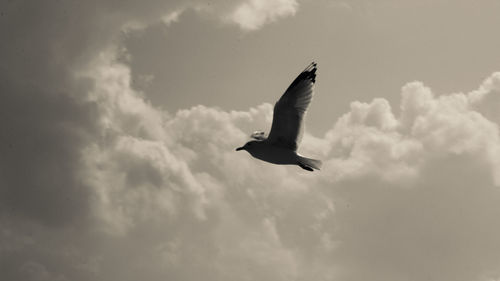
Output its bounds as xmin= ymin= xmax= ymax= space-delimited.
xmin=297 ymin=156 xmax=322 ymax=171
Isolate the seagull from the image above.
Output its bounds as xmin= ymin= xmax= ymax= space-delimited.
xmin=236 ymin=62 xmax=322 ymax=171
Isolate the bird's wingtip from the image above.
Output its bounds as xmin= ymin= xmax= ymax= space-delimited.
xmin=304 ymin=61 xmax=317 ymax=72
xmin=301 ymin=61 xmax=317 ymax=83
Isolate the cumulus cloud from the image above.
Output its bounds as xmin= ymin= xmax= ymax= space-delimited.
xmin=78 ymin=53 xmax=500 ymax=280
xmin=0 ymin=1 xmax=303 ymax=280
xmin=226 ymin=0 xmax=299 ymax=31
xmin=160 ymin=0 xmax=300 ymax=31
xmin=317 ymin=75 xmax=500 ymax=281
xmin=2 ymin=1 xmax=500 ymax=281
xmin=6 ymin=45 xmax=499 ymax=280
xmin=0 ymin=0 xmax=301 ymax=224
xmin=162 ymin=9 xmax=184 ymax=26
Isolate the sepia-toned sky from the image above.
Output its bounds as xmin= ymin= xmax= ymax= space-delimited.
xmin=1 ymin=1 xmax=500 ymax=281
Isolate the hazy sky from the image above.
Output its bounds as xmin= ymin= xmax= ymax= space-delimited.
xmin=2 ymin=1 xmax=500 ymax=281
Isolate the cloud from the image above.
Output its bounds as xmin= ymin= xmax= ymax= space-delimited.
xmin=317 ymin=76 xmax=500 ymax=281
xmin=226 ymin=0 xmax=299 ymax=31
xmin=29 ymin=45 xmax=500 ymax=280
xmin=0 ymin=0 xmax=299 ymax=225
xmin=70 ymin=49 xmax=331 ymax=281
xmin=0 ymin=1 xmax=305 ymax=279
xmin=2 ymin=1 xmax=500 ymax=281
xmin=162 ymin=9 xmax=184 ymax=26
xmin=160 ymin=0 xmax=300 ymax=31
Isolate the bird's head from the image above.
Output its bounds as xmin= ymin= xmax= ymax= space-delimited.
xmin=235 ymin=140 xmax=259 ymax=152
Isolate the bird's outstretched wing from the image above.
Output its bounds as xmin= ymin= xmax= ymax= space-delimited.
xmin=267 ymin=62 xmax=317 ymax=151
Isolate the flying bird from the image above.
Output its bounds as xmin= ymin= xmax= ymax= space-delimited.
xmin=236 ymin=62 xmax=322 ymax=171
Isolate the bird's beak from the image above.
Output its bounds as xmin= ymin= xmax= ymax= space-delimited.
xmin=235 ymin=146 xmax=244 ymax=151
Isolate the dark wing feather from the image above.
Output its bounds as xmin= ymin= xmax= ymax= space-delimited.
xmin=267 ymin=62 xmax=317 ymax=151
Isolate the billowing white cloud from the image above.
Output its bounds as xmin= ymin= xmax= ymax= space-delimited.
xmin=162 ymin=9 xmax=184 ymax=26
xmin=64 ymin=48 xmax=332 ymax=281
xmin=161 ymin=0 xmax=300 ymax=31
xmin=226 ymin=0 xmax=299 ymax=31
xmin=65 ymin=45 xmax=500 ymax=281
xmin=3 ymin=38 xmax=500 ymax=279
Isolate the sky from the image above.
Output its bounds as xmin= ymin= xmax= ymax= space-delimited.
xmin=1 ymin=0 xmax=500 ymax=281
